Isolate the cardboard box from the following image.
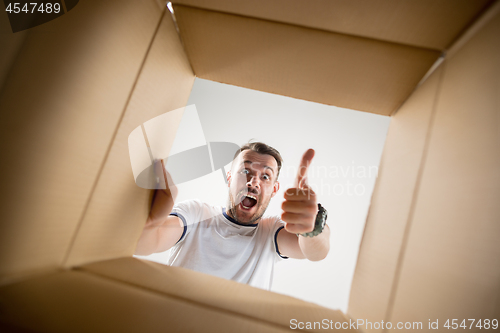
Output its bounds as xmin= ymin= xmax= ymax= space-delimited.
xmin=0 ymin=0 xmax=498 ymax=331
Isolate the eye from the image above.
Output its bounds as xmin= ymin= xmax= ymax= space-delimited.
xmin=241 ymin=169 xmax=249 ymax=175
xmin=262 ymin=174 xmax=270 ymax=181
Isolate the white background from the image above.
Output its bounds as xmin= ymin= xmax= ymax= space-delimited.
xmin=138 ymin=78 xmax=390 ymax=312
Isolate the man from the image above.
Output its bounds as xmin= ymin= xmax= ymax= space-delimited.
xmin=135 ymin=142 xmax=330 ymax=290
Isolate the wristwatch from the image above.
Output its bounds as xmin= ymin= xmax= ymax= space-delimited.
xmin=299 ymin=203 xmax=328 ymax=237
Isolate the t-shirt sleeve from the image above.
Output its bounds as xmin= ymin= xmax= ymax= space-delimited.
xmin=169 ymin=199 xmax=204 ymax=244
xmin=272 ymin=218 xmax=289 ymax=260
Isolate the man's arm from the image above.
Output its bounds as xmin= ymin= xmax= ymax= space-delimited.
xmin=135 ymin=160 xmax=184 ymax=256
xmin=135 ymin=215 xmax=184 ymax=256
xmin=277 ymin=225 xmax=330 ymax=261
xmin=278 ymin=149 xmax=330 ymax=261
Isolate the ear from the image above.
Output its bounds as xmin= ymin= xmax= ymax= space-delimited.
xmin=271 ymin=181 xmax=280 ymax=197
xmin=226 ymin=170 xmax=232 ymax=187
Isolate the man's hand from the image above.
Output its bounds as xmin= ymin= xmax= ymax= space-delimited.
xmin=278 ymin=149 xmax=330 ymax=261
xmin=281 ymin=149 xmax=317 ymax=234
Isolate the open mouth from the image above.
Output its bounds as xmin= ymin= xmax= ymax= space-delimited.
xmin=240 ymin=194 xmax=258 ymax=210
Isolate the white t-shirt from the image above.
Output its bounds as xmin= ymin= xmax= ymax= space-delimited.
xmin=167 ymin=199 xmax=288 ymax=290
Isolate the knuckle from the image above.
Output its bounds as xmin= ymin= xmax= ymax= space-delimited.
xmin=281 ymin=212 xmax=291 ymax=222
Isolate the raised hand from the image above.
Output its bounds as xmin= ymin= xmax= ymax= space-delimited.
xmin=281 ymin=149 xmax=317 ymax=234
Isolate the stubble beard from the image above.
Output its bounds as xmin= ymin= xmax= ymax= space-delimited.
xmin=227 ymin=190 xmax=271 ymax=225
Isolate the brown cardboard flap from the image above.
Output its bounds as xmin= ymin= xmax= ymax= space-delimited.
xmin=0 ymin=8 xmax=28 ymax=93
xmin=173 ymin=5 xmax=441 ymax=116
xmin=78 ymin=257 xmax=358 ymax=332
xmin=347 ymin=65 xmax=443 ymax=331
xmin=0 ymin=270 xmax=292 ymax=333
xmin=388 ymin=9 xmax=500 ymax=324
xmin=348 ymin=5 xmax=500 ymax=329
xmin=0 ymin=0 xmax=163 ymax=278
xmin=63 ymin=10 xmax=195 ymax=268
xmin=172 ymin=0 xmax=493 ymax=50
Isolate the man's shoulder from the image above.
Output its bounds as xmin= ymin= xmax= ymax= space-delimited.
xmin=173 ymin=199 xmax=223 ymax=219
xmin=175 ymin=199 xmax=217 ymax=209
xmin=260 ymin=215 xmax=281 ymax=223
xmin=258 ymin=215 xmax=285 ymax=231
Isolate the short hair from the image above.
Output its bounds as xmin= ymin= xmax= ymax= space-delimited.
xmin=234 ymin=142 xmax=283 ymax=178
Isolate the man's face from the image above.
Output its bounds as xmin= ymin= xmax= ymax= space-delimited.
xmin=227 ymin=150 xmax=280 ymax=224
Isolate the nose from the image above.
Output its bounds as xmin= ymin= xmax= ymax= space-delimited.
xmin=246 ymin=175 xmax=260 ymax=189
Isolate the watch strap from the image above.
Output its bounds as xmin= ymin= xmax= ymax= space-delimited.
xmin=299 ymin=203 xmax=327 ymax=237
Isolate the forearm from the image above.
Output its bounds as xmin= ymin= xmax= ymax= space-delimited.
xmin=135 ymin=214 xmax=184 ymax=255
xmin=136 ymin=186 xmax=178 ymax=255
xmin=149 ymin=188 xmax=175 ymax=223
xmin=298 ymin=225 xmax=330 ymax=261
xmin=149 ymin=159 xmax=177 ymax=223
xmin=135 ymin=217 xmax=163 ymax=255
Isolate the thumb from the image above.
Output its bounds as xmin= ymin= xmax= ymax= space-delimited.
xmin=295 ymin=149 xmax=315 ymax=188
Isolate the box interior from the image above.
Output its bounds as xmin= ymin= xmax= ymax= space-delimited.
xmin=0 ymin=0 xmax=499 ymax=331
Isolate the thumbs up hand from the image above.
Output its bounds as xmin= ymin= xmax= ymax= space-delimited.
xmin=281 ymin=149 xmax=317 ymax=234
